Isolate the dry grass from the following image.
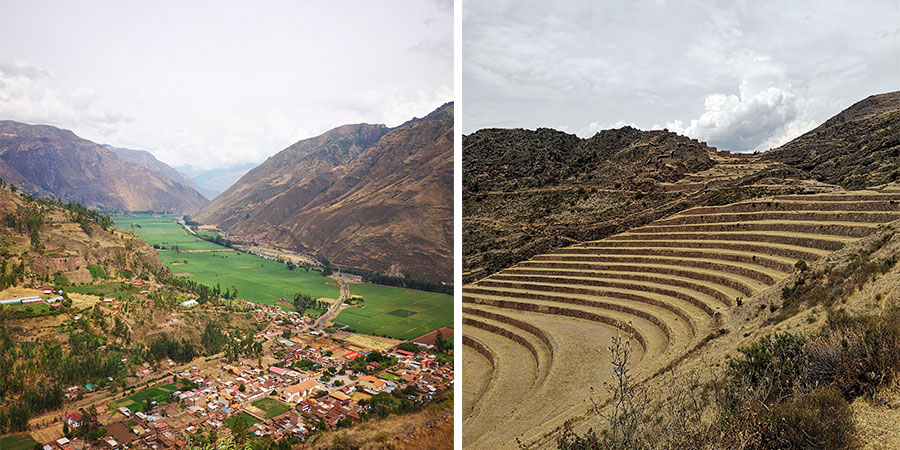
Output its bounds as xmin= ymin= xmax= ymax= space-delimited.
xmin=463 ymin=189 xmax=900 ymax=449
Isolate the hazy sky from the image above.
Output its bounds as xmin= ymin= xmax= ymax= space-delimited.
xmin=0 ymin=0 xmax=452 ymax=170
xmin=464 ymin=0 xmax=899 ymax=152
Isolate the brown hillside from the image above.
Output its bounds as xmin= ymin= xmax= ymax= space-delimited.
xmin=0 ymin=186 xmax=165 ymax=284
xmin=765 ymin=90 xmax=900 ymax=189
xmin=195 ymin=103 xmax=453 ymax=282
xmin=0 ymin=121 xmax=208 ymax=213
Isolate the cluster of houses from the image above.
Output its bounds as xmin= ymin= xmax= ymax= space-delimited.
xmin=54 ymin=318 xmax=453 ymax=449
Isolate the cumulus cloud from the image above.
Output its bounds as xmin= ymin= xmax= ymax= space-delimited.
xmin=577 ymin=119 xmax=637 ymax=137
xmin=666 ymin=81 xmax=816 ymax=152
xmin=464 ymin=0 xmax=899 ymax=149
xmin=0 ymin=61 xmax=133 ymax=136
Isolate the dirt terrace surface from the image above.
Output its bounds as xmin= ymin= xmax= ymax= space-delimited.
xmin=462 ymin=188 xmax=900 ymax=449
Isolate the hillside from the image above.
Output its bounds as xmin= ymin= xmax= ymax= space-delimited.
xmin=464 ymin=92 xmax=900 ymax=283
xmin=463 ymin=187 xmax=900 ymax=449
xmin=0 ymin=182 xmax=165 ymax=285
xmin=462 ymin=126 xmax=793 ymax=282
xmin=195 ymin=103 xmax=454 ymax=282
xmin=765 ymin=90 xmax=900 ymax=189
xmin=0 ymin=121 xmax=208 ymax=213
xmin=106 ymin=146 xmax=204 ymax=197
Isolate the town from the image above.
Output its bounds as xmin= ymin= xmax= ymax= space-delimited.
xmin=3 ymin=281 xmax=453 ymax=450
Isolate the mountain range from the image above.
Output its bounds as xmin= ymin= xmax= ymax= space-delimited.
xmin=194 ymin=103 xmax=454 ymax=282
xmin=0 ymin=121 xmax=207 ymax=213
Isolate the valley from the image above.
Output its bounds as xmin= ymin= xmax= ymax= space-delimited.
xmin=0 ymin=181 xmax=455 ymax=450
xmin=113 ymin=214 xmax=453 ymax=339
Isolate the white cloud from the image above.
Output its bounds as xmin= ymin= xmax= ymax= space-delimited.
xmin=666 ymin=81 xmax=816 ymax=152
xmin=1 ymin=1 xmax=452 ymax=174
xmin=577 ymin=119 xmax=637 ymax=137
xmin=463 ymin=0 xmax=900 ymax=151
xmin=0 ymin=61 xmax=133 ymax=136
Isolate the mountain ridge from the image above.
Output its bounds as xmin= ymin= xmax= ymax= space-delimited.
xmin=0 ymin=120 xmax=208 ymax=213
xmin=194 ymin=103 xmax=453 ymax=282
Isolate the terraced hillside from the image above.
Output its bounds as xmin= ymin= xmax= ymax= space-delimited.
xmin=462 ymin=190 xmax=900 ymax=449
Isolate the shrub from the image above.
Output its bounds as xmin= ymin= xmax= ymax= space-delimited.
xmin=770 ymin=387 xmax=855 ymax=450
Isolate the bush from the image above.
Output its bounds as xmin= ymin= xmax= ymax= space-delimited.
xmin=770 ymin=387 xmax=855 ymax=450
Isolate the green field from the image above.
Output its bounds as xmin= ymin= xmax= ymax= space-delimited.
xmin=112 ymin=215 xmax=339 ymax=307
xmin=113 ymin=215 xmax=452 ymax=338
xmin=0 ymin=434 xmax=38 ymax=450
xmin=109 ymin=382 xmax=179 ymax=413
xmin=251 ymin=397 xmax=292 ymax=419
xmin=335 ymin=283 xmax=453 ymax=340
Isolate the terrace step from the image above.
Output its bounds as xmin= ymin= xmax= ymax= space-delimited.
xmin=463 ymin=313 xmax=550 ymax=385
xmin=575 ymin=240 xmax=829 ymax=263
xmin=515 ymin=260 xmax=762 ymax=297
xmin=655 ymin=210 xmax=900 ymax=226
xmin=462 ymin=335 xmax=495 ymax=422
xmin=463 ymin=286 xmax=692 ymax=353
xmin=520 ymin=257 xmax=777 ymax=291
xmin=489 ymin=272 xmax=725 ymax=317
xmin=475 ymin=278 xmax=707 ymax=336
xmin=544 ymin=247 xmax=798 ymax=273
xmin=462 ymin=304 xmax=643 ymax=450
xmin=462 ymin=325 xmax=540 ymax=447
xmin=607 ymin=231 xmax=853 ymax=252
xmin=463 ymin=305 xmax=556 ymax=359
xmin=634 ymin=220 xmax=879 ymax=238
xmin=501 ymin=266 xmax=742 ymax=306
xmin=773 ymin=193 xmax=900 ymax=202
xmin=680 ymin=200 xmax=900 ymax=215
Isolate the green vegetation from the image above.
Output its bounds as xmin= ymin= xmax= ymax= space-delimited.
xmin=112 ymin=215 xmax=339 ymax=309
xmin=226 ymin=412 xmax=259 ymax=430
xmin=0 ymin=433 xmax=39 ymax=450
xmin=112 ymin=215 xmax=450 ymax=338
xmin=149 ymin=334 xmax=197 ymax=363
xmin=335 ymin=284 xmax=452 ymax=340
xmin=251 ymin=397 xmax=291 ymax=419
xmin=87 ymin=263 xmax=107 ymax=280
xmin=109 ymin=383 xmax=179 ymax=413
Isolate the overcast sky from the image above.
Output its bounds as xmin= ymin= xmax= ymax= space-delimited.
xmin=464 ymin=0 xmax=899 ymax=152
xmin=0 ymin=0 xmax=452 ymax=170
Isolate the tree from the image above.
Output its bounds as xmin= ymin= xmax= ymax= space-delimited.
xmin=231 ymin=415 xmax=250 ymax=445
xmin=435 ymin=329 xmax=448 ymax=353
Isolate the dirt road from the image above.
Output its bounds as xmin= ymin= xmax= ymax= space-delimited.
xmin=312 ymin=277 xmax=349 ymax=330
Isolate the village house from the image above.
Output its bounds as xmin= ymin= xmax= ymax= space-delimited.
xmin=281 ymin=379 xmax=321 ymax=403
xmin=65 ymin=411 xmax=83 ymax=427
xmin=357 ymin=375 xmax=387 ymax=393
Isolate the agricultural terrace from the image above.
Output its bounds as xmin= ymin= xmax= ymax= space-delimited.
xmin=462 ymin=189 xmax=900 ymax=450
xmin=335 ymin=283 xmax=453 ymax=340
